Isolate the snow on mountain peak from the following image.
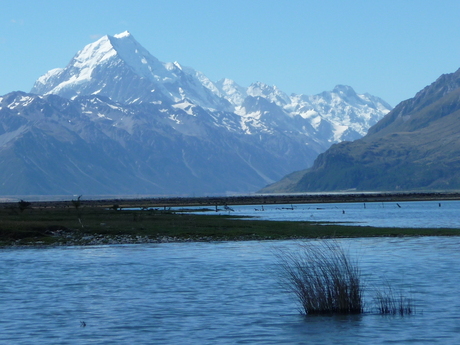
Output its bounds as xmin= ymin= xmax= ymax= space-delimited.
xmin=34 ymin=68 xmax=64 ymax=88
xmin=286 ymin=86 xmax=392 ymax=139
xmin=215 ymin=78 xmax=246 ymax=105
xmin=247 ymin=82 xmax=290 ymax=106
xmin=31 ymin=32 xmax=183 ymax=101
xmin=73 ymin=35 xmax=116 ymax=70
xmin=333 ymin=84 xmax=356 ymax=94
xmin=31 ymin=32 xmax=233 ymax=109
xmin=31 ymin=35 xmax=118 ymax=96
xmin=107 ymin=32 xmax=171 ymax=81
xmin=30 ymin=32 xmax=391 ymax=144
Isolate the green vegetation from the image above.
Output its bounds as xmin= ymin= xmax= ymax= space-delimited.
xmin=0 ymin=201 xmax=459 ymax=246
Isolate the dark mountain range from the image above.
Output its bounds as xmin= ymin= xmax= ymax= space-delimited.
xmin=0 ymin=32 xmax=390 ymax=196
xmin=261 ymin=68 xmax=460 ymax=193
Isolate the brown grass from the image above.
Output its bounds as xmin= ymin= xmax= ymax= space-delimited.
xmin=276 ymin=241 xmax=364 ymax=315
xmin=374 ymin=284 xmax=414 ymax=315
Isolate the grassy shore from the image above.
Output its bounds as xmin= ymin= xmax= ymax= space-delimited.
xmin=1 ymin=197 xmax=459 ymax=246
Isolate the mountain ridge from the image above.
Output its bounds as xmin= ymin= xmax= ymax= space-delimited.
xmin=260 ymin=67 xmax=460 ymax=193
xmin=31 ymin=32 xmax=391 ymax=144
xmin=0 ymin=32 xmax=391 ymax=195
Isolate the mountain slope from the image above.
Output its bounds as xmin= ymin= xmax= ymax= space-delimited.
xmin=0 ymin=32 xmax=392 ymax=196
xmin=0 ymin=91 xmax=324 ymax=195
xmin=261 ymin=68 xmax=460 ymax=193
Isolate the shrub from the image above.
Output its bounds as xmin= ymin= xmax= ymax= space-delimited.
xmin=276 ymin=241 xmax=364 ymax=315
xmin=18 ymin=200 xmax=31 ymax=213
xmin=71 ymin=195 xmax=82 ymax=210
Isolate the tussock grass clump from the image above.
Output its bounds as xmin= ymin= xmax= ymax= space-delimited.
xmin=374 ymin=285 xmax=414 ymax=315
xmin=277 ymin=241 xmax=364 ymax=315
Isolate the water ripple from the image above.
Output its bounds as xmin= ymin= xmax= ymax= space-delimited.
xmin=1 ymin=238 xmax=460 ymax=344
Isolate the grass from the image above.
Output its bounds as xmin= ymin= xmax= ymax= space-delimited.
xmin=374 ymin=284 xmax=414 ymax=315
xmin=0 ymin=201 xmax=460 ymax=246
xmin=276 ymin=241 xmax=417 ymax=316
xmin=276 ymin=241 xmax=364 ymax=315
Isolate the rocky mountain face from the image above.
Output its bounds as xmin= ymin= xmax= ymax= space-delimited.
xmin=1 ymin=32 xmax=391 ymax=196
xmin=261 ymin=68 xmax=460 ymax=193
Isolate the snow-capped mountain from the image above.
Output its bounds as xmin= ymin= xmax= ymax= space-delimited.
xmin=31 ymin=31 xmax=232 ymax=111
xmin=219 ymin=82 xmax=391 ymax=142
xmin=0 ymin=31 xmax=392 ymax=196
xmin=32 ymin=31 xmax=391 ymax=144
xmin=261 ymin=67 xmax=460 ymax=193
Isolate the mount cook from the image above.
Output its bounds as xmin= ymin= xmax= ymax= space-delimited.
xmin=0 ymin=31 xmax=391 ymax=195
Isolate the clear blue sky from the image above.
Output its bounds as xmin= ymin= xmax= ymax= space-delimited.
xmin=1 ymin=0 xmax=460 ymax=106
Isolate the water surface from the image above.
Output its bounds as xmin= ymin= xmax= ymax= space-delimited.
xmin=2 ymin=237 xmax=460 ymax=344
xmin=192 ymin=199 xmax=460 ymax=228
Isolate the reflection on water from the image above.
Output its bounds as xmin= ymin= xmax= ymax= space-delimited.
xmin=1 ymin=237 xmax=460 ymax=344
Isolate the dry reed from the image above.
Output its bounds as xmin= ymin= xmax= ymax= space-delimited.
xmin=374 ymin=284 xmax=414 ymax=315
xmin=276 ymin=241 xmax=364 ymax=315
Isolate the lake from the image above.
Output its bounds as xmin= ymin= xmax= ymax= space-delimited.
xmin=189 ymin=199 xmax=460 ymax=228
xmin=2 ymin=236 xmax=460 ymax=344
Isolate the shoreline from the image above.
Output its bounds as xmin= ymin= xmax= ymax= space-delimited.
xmin=3 ymin=191 xmax=460 ymax=210
xmin=2 ymin=192 xmax=460 ymax=247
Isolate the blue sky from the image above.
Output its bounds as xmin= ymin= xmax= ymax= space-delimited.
xmin=1 ymin=0 xmax=460 ymax=106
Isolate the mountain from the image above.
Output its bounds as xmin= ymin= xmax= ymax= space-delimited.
xmin=31 ymin=31 xmax=231 ymax=111
xmin=261 ymin=68 xmax=460 ymax=193
xmin=31 ymin=32 xmax=390 ymax=144
xmin=0 ymin=32 xmax=391 ymax=196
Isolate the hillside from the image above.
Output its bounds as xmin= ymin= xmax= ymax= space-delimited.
xmin=261 ymin=68 xmax=460 ymax=192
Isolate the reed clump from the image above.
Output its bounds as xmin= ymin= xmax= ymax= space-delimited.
xmin=276 ymin=241 xmax=364 ymax=315
xmin=374 ymin=285 xmax=414 ymax=315
xmin=277 ymin=241 xmax=417 ymax=316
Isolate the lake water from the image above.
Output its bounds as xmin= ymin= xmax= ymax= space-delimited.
xmin=192 ymin=199 xmax=460 ymax=228
xmin=2 ymin=236 xmax=460 ymax=344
